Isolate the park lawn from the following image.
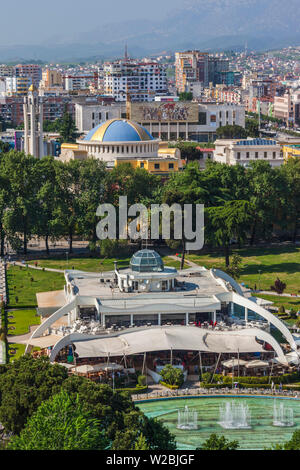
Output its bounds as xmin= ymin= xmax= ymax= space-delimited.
xmin=7 ymin=265 xmax=65 ymax=308
xmin=186 ymin=244 xmax=300 ymax=294
xmin=7 ymin=343 xmax=40 ymax=362
xmin=255 ymin=294 xmax=300 ymax=314
xmin=27 ymin=254 xmax=187 ymax=272
xmin=27 ymin=256 xmax=131 ymax=272
xmin=7 ymin=309 xmax=40 ymax=336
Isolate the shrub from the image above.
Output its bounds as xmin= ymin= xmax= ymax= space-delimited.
xmin=271 ymin=278 xmax=286 ymax=295
xmin=160 ymin=365 xmax=184 ymax=387
xmin=138 ymin=375 xmax=146 ymax=387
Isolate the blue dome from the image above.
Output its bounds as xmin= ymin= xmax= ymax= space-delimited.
xmin=84 ymin=119 xmax=154 ymax=142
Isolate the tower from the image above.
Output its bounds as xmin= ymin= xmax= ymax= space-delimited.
xmin=23 ymin=85 xmax=44 ymax=158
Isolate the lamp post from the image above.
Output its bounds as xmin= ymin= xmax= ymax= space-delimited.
xmin=258 ymin=270 xmax=262 ymax=291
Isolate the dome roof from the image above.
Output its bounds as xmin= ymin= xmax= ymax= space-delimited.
xmin=84 ymin=119 xmax=154 ymax=142
xmin=130 ymin=249 xmax=164 ymax=273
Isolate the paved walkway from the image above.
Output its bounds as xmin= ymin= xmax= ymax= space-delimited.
xmin=8 ymin=325 xmax=39 ymax=344
xmin=11 ymin=261 xmax=64 ymax=274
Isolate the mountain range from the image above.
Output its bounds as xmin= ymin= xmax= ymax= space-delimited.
xmin=1 ymin=0 xmax=300 ymax=62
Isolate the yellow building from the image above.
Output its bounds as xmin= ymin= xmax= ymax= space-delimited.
xmin=282 ymin=144 xmax=300 ymax=161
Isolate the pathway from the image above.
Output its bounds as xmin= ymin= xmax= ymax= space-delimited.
xmin=11 ymin=261 xmax=64 ymax=274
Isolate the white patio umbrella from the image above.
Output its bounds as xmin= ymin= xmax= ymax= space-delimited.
xmin=245 ymin=360 xmax=270 ymax=369
xmin=222 ymin=359 xmax=247 ymax=369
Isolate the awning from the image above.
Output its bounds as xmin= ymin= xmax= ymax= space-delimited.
xmin=222 ymin=359 xmax=247 ymax=368
xmin=72 ymin=363 xmax=124 ymax=374
xmin=245 ymin=360 xmax=270 ymax=369
xmin=73 ymin=326 xmax=266 ymax=359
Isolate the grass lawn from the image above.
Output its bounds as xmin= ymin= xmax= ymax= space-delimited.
xmin=27 ymin=254 xmax=187 ymax=272
xmin=186 ymin=244 xmax=300 ymax=294
xmin=8 ymin=343 xmax=25 ymax=361
xmin=255 ymin=294 xmax=300 ymax=313
xmin=7 ymin=309 xmax=41 ymax=336
xmin=7 ymin=343 xmax=40 ymax=362
xmin=7 ymin=265 xmax=65 ymax=308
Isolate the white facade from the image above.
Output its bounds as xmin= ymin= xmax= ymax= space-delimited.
xmin=64 ymin=76 xmax=90 ymax=91
xmin=214 ymin=138 xmax=283 ymax=167
xmin=75 ymin=103 xmax=124 ymax=132
xmin=103 ymin=61 xmax=167 ymax=102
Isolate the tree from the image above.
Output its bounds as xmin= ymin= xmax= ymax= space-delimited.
xmin=0 ymin=356 xmax=68 ymax=434
xmin=160 ymin=364 xmax=184 ymax=387
xmin=206 ymin=201 xmax=253 ymax=267
xmin=0 ymin=357 xmax=176 ymax=450
xmin=279 ymin=159 xmax=300 ymax=242
xmin=34 ymin=157 xmax=62 ymax=254
xmin=1 ymin=151 xmax=40 ymax=254
xmin=7 ymin=390 xmax=108 ymax=450
xmin=197 ymin=433 xmax=239 ymax=450
xmin=76 ymin=158 xmax=108 ymax=244
xmin=57 ymin=109 xmax=79 ymax=143
xmin=271 ymin=278 xmax=286 ymax=295
xmin=216 ymin=125 xmax=247 ymax=139
xmin=245 ymin=117 xmax=260 ymax=137
xmin=247 ymin=161 xmax=284 ymax=245
xmin=179 ymin=92 xmax=193 ymax=101
xmin=134 ymin=434 xmax=150 ymax=450
xmin=225 ymin=254 xmax=243 ymax=280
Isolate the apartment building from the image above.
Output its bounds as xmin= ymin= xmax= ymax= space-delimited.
xmin=103 ymin=60 xmax=168 ymax=102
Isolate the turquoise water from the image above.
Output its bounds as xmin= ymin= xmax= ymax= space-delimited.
xmin=138 ymin=397 xmax=300 ymax=450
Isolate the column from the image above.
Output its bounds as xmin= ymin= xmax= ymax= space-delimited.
xmin=158 ymin=313 xmax=161 ymax=326
xmin=245 ymin=307 xmax=248 ymax=324
xmin=185 ymin=312 xmax=189 ymax=325
xmin=39 ymin=100 xmax=44 ymax=159
xmin=130 ymin=314 xmax=134 ymax=326
xmin=231 ymin=302 xmax=234 ymax=316
xmin=102 ymin=314 xmax=106 ymax=328
xmin=213 ymin=311 xmax=217 ymax=323
xmin=167 ymin=122 xmax=170 ymax=141
xmin=23 ymin=102 xmax=29 ymax=154
xmin=30 ymin=97 xmax=36 ymax=157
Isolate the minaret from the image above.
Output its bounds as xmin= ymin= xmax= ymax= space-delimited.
xmin=23 ymin=85 xmax=44 ymax=158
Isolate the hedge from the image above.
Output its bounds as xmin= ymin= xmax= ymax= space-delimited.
xmin=202 ymin=372 xmax=300 ymax=386
xmin=201 ymin=383 xmax=300 ymax=391
xmin=159 ymin=381 xmax=179 ymax=390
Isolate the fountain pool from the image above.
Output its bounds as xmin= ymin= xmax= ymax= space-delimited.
xmin=137 ymin=397 xmax=300 ymax=450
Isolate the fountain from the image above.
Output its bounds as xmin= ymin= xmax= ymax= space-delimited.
xmin=177 ymin=406 xmax=198 ymax=430
xmin=219 ymin=401 xmax=251 ymax=429
xmin=273 ymin=401 xmax=294 ymax=427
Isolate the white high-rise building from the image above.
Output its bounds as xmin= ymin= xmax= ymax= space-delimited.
xmin=23 ymin=86 xmax=44 ymax=158
xmin=103 ymin=60 xmax=168 ymax=102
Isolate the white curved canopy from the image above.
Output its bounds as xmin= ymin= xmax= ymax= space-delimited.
xmin=69 ymin=325 xmax=279 ymax=359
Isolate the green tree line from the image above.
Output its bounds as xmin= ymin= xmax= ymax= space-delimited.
xmin=0 ymin=150 xmax=300 ymax=267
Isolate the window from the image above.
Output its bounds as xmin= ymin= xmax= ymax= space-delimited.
xmin=154 ymin=163 xmax=160 ymax=169
xmin=140 ymin=162 xmax=144 ymax=168
xmin=246 ymin=152 xmax=250 ymax=159
xmin=273 ymin=152 xmax=276 ymax=159
xmin=237 ymin=152 xmax=241 ymax=160
xmin=169 ymin=163 xmax=174 ymax=169
xmin=198 ymin=112 xmax=207 ymax=125
xmin=264 ymin=151 xmax=267 ymax=159
xmin=255 ymin=152 xmax=258 ymax=159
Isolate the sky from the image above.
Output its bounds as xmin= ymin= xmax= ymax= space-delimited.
xmin=1 ymin=0 xmax=184 ymax=45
